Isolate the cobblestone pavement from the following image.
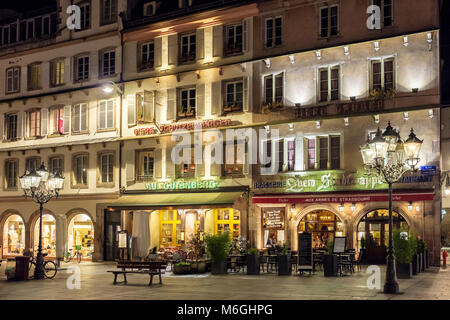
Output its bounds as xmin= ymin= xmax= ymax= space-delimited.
xmin=0 ymin=262 xmax=448 ymax=300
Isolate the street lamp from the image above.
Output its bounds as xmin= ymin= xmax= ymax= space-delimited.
xmin=360 ymin=122 xmax=423 ymax=294
xmin=19 ymin=163 xmax=64 ymax=279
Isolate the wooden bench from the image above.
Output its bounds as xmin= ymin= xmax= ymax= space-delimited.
xmin=107 ymin=261 xmax=167 ymax=286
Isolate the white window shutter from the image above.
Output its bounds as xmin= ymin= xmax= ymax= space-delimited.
xmin=295 ymin=137 xmax=305 ymax=171
xmin=154 ymin=37 xmax=163 ymax=68
xmin=211 ymin=81 xmax=222 ymax=115
xmin=107 ymin=100 xmax=114 ymax=129
xmin=125 ymin=150 xmax=135 ymax=186
xmin=81 ymin=103 xmax=88 ymax=131
xmin=0 ymin=114 xmax=4 ymax=141
xmin=168 ymin=34 xmax=178 ymax=66
xmin=99 ymin=101 xmax=106 ymax=129
xmin=63 ymin=105 xmax=71 ymax=134
xmin=18 ymin=112 xmax=25 ymax=139
xmin=166 ymin=147 xmax=175 ymax=179
xmin=40 ymin=108 xmax=48 ymax=136
xmin=127 ymin=94 xmax=136 ymax=126
xmin=154 ymin=148 xmax=163 ymax=179
xmin=243 ymin=19 xmax=249 ymax=52
xmin=243 ymin=76 xmax=249 ymax=112
xmin=196 ymin=84 xmax=205 ymax=118
xmin=196 ymin=28 xmax=204 ymax=60
xmin=166 ymin=88 xmax=176 ymax=121
xmin=213 ymin=25 xmax=223 ymax=58
xmin=144 ymin=90 xmax=155 ymax=122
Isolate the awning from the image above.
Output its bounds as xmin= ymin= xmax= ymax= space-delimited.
xmin=107 ymin=192 xmax=244 ymax=208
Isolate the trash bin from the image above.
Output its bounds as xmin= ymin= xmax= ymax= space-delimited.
xmin=14 ymin=256 xmax=29 ymax=281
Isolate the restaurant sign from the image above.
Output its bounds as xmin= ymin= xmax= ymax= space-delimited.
xmin=145 ymin=179 xmax=219 ymax=191
xmin=253 ymin=170 xmax=434 ymax=193
xmin=135 ymin=119 xmax=232 ymax=136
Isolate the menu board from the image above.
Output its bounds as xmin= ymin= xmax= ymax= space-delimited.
xmin=262 ymin=208 xmax=285 ymax=229
xmin=298 ymin=232 xmax=313 ymax=270
xmin=118 ymin=231 xmax=128 ymax=249
xmin=333 ymin=237 xmax=346 ymax=254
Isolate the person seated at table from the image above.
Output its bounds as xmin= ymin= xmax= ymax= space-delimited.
xmin=266 ymin=235 xmax=276 ymax=248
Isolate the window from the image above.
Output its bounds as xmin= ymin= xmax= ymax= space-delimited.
xmin=319 ymin=66 xmax=340 ymax=102
xmin=265 ymin=17 xmax=282 ymax=48
xmin=137 ymin=150 xmax=154 ymax=180
xmin=224 ymin=80 xmax=243 ymax=113
xmin=42 ymin=16 xmax=50 ymax=36
xmin=307 ymin=138 xmax=316 ymax=170
xmin=49 ymin=106 xmax=64 ymax=135
xmin=277 ymin=140 xmax=284 ymax=173
xmin=27 ymin=63 xmax=42 ymax=90
xmin=160 ymin=210 xmax=182 ymax=247
xmin=140 ymin=42 xmax=154 ymax=70
xmin=100 ymin=153 xmax=114 ymax=184
xmin=176 ymin=147 xmax=195 ymax=178
xmin=6 ymin=67 xmax=20 ymax=94
xmin=1 ymin=23 xmax=17 ymax=45
xmin=373 ymin=0 xmax=393 ymax=28
xmin=75 ymin=55 xmax=89 ymax=82
xmin=26 ymin=157 xmax=40 ymax=173
xmin=330 ymin=136 xmax=341 ymax=169
xmin=72 ymin=103 xmax=88 ymax=133
xmin=264 ymin=73 xmax=284 ymax=105
xmin=287 ymin=140 xmax=295 ymax=172
xmin=306 ymin=136 xmax=341 ymax=170
xmin=226 ymin=24 xmax=243 ymax=55
xmin=223 ymin=141 xmax=245 ymax=176
xmin=27 ymin=109 xmax=41 ymax=138
xmin=318 ymin=137 xmax=328 ymax=169
xmin=78 ymin=2 xmax=91 ymax=31
xmin=98 ymin=100 xmax=114 ymax=130
xmin=101 ymin=49 xmax=115 ymax=77
xmin=5 ymin=114 xmax=17 ymax=141
xmin=5 ymin=160 xmax=18 ymax=189
xmin=180 ymin=33 xmax=196 ymax=63
xmin=101 ymin=0 xmax=117 ymax=25
xmin=371 ymin=59 xmax=394 ymax=91
xmin=263 ymin=140 xmax=272 ymax=169
xmin=320 ymin=5 xmax=338 ymax=38
xmin=136 ymin=92 xmax=154 ymax=123
xmin=49 ymin=156 xmax=64 ymax=175
xmin=178 ymin=88 xmax=196 ymax=119
xmin=144 ymin=2 xmax=156 ymax=16
xmin=73 ymin=154 xmax=88 ymax=186
xmin=50 ymin=59 xmax=65 ymax=86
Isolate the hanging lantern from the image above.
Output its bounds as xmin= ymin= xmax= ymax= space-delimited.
xmin=403 ymin=128 xmax=423 ymax=169
xmin=369 ymin=128 xmax=388 ymax=166
xmin=382 ymin=121 xmax=400 ymax=152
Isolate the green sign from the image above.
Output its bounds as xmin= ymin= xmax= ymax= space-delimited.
xmin=145 ymin=179 xmax=219 ymax=191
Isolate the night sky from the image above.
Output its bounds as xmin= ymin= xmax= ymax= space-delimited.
xmin=0 ymin=0 xmax=55 ymax=11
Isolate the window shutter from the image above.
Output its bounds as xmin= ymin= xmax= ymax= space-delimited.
xmin=154 ymin=148 xmax=162 ymax=179
xmin=166 ymin=147 xmax=175 ymax=179
xmin=63 ymin=105 xmax=71 ymax=134
xmin=81 ymin=104 xmax=88 ymax=131
xmin=196 ymin=28 xmax=204 ymax=60
xmin=125 ymin=150 xmax=135 ymax=186
xmin=166 ymin=88 xmax=176 ymax=121
xmin=295 ymin=138 xmax=304 ymax=171
xmin=154 ymin=37 xmax=162 ymax=68
xmin=127 ymin=94 xmax=136 ymax=126
xmin=99 ymin=101 xmax=106 ymax=129
xmin=107 ymin=100 xmax=114 ymax=129
xmin=41 ymin=108 xmax=48 ymax=136
xmin=0 ymin=114 xmax=4 ymax=141
xmin=196 ymin=84 xmax=205 ymax=118
xmin=211 ymin=81 xmax=222 ymax=115
xmin=213 ymin=25 xmax=223 ymax=57
xmin=168 ymin=34 xmax=178 ymax=66
xmin=243 ymin=19 xmax=249 ymax=52
xmin=143 ymin=90 xmax=155 ymax=122
xmin=155 ymin=90 xmax=163 ymax=124
xmin=243 ymin=142 xmax=249 ymax=175
xmin=243 ymin=76 xmax=249 ymax=112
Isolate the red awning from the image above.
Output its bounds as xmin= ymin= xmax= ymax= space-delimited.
xmin=252 ymin=192 xmax=434 ymax=204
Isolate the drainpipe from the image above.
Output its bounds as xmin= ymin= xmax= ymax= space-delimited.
xmin=118 ymin=22 xmax=124 ymax=193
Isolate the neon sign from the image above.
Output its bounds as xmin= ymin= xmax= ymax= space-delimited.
xmin=145 ymin=179 xmax=219 ymax=191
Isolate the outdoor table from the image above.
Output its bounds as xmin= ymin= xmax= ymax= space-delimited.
xmin=336 ymin=252 xmax=352 ymax=276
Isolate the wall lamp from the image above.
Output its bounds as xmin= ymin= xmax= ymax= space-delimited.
xmin=102 ymin=81 xmax=123 ymax=95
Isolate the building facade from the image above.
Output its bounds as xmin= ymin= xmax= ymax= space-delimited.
xmin=0 ymin=0 xmax=444 ymax=265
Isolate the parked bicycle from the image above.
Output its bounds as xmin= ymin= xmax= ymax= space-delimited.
xmin=28 ymin=253 xmax=57 ymax=279
xmin=64 ymin=246 xmax=82 ymax=263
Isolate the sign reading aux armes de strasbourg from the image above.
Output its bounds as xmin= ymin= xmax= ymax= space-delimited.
xmin=134 ymin=119 xmax=232 ymax=136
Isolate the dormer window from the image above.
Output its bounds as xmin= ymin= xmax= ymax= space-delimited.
xmin=144 ymin=2 xmax=156 ymax=16
xmin=178 ymin=0 xmax=193 ymax=8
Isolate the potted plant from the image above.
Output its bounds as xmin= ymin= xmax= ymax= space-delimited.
xmin=173 ymin=261 xmax=191 ymax=275
xmin=231 ymin=104 xmax=242 ymax=112
xmin=178 ymin=111 xmax=186 ymax=118
xmin=246 ymin=248 xmax=260 ymax=275
xmin=223 ymin=105 xmax=233 ymax=113
xmin=408 ymin=233 xmax=420 ymax=275
xmin=277 ymin=244 xmax=292 ymax=276
xmin=186 ymin=233 xmax=206 ymax=274
xmin=205 ymin=233 xmax=231 ymax=274
xmin=394 ymin=229 xmax=414 ymax=279
xmin=186 ymin=105 xmax=195 ymax=117
xmin=323 ymin=239 xmax=338 ymax=277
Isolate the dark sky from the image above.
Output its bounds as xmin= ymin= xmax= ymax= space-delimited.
xmin=0 ymin=0 xmax=55 ymax=11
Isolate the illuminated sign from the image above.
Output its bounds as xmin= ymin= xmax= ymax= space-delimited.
xmin=135 ymin=119 xmax=232 ymax=136
xmin=145 ymin=179 xmax=219 ymax=191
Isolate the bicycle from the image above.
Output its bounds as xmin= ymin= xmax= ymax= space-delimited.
xmin=64 ymin=246 xmax=82 ymax=263
xmin=28 ymin=253 xmax=57 ymax=279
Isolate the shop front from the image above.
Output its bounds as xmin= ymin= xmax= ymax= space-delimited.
xmin=105 ymin=188 xmax=248 ymax=260
xmin=2 ymin=214 xmax=25 ymax=257
xmin=67 ymin=214 xmax=95 ymax=261
xmin=33 ymin=214 xmax=57 ymax=258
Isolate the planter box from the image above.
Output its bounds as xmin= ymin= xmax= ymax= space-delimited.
xmin=323 ymin=254 xmax=338 ymax=277
xmin=246 ymin=255 xmax=260 ymax=275
xmin=412 ymin=254 xmax=419 ymax=275
xmin=211 ymin=260 xmax=228 ymax=274
xmin=277 ymin=255 xmax=292 ymax=276
xmin=396 ymin=262 xmax=413 ymax=279
xmin=173 ymin=264 xmax=191 ymax=275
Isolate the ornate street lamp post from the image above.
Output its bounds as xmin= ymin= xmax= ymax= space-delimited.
xmin=19 ymin=163 xmax=64 ymax=279
xmin=360 ymin=122 xmax=423 ymax=294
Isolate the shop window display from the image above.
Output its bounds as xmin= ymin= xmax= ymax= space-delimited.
xmin=214 ymin=208 xmax=240 ymax=240
xmin=160 ymin=210 xmax=182 ymax=247
xmin=33 ymin=214 xmax=56 ymax=257
xmin=297 ymin=210 xmax=343 ymax=249
xmin=67 ymin=214 xmax=94 ymax=260
xmin=3 ymin=215 xmax=25 ymax=256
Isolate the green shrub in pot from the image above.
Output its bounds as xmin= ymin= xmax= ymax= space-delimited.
xmin=246 ymin=248 xmax=260 ymax=275
xmin=393 ymin=228 xmax=414 ymax=278
xmin=205 ymin=233 xmax=231 ymax=274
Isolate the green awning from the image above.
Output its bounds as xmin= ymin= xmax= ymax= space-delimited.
xmin=107 ymin=192 xmax=243 ymax=208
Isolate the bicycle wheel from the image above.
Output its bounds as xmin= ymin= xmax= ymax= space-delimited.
xmin=64 ymin=254 xmax=71 ymax=263
xmin=43 ymin=261 xmax=57 ymax=279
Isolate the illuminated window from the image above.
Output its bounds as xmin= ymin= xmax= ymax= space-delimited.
xmin=27 ymin=109 xmax=41 ymax=138
xmin=50 ymin=59 xmax=65 ymax=87
xmin=224 ymin=80 xmax=243 ymax=113
xmin=73 ymin=154 xmax=88 ymax=186
xmin=180 ymin=33 xmax=196 ymax=63
xmin=72 ymin=103 xmax=88 ymax=133
xmin=100 ymin=153 xmax=114 ymax=184
xmin=98 ymin=99 xmax=115 ymax=130
xmin=28 ymin=63 xmax=42 ymax=90
xmin=178 ymin=88 xmax=196 ymax=119
xmin=264 ymin=73 xmax=284 ymax=105
xmin=49 ymin=105 xmax=64 ymax=135
xmin=139 ymin=42 xmax=154 ymax=70
xmin=137 ymin=150 xmax=154 ymax=181
xmin=225 ymin=24 xmax=243 ymax=55
xmin=215 ymin=209 xmax=240 ymax=240
xmin=160 ymin=210 xmax=182 ymax=247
